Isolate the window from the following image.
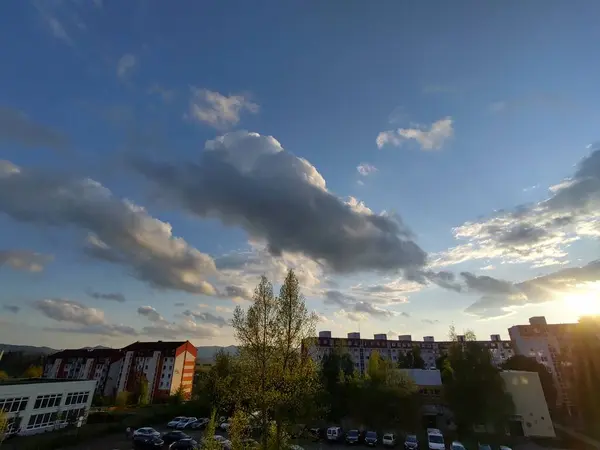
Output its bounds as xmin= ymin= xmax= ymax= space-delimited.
xmin=0 ymin=397 xmax=28 ymax=413
xmin=27 ymin=412 xmax=58 ymax=429
xmin=65 ymin=391 xmax=90 ymax=406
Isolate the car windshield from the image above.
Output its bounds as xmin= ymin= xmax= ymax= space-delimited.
xmin=348 ymin=430 xmax=359 ymax=436
xmin=384 ymin=434 xmax=394 ymax=440
xmin=407 ymin=436 xmax=417 ymax=443
xmin=366 ymin=432 xmax=377 ymax=438
xmin=429 ymin=435 xmax=444 ymax=444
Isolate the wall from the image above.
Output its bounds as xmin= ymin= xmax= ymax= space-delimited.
xmin=501 ymin=371 xmax=555 ymax=438
xmin=0 ymin=379 xmax=96 ymax=436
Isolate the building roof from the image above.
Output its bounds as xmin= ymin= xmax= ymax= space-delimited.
xmin=49 ymin=348 xmax=122 ymax=359
xmin=398 ymin=369 xmax=442 ymax=386
xmin=122 ymin=341 xmax=187 ymax=352
xmin=0 ymin=378 xmax=96 ymax=387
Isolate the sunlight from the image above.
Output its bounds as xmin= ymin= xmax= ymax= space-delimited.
xmin=563 ymin=283 xmax=600 ymax=315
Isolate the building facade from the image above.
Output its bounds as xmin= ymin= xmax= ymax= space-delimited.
xmin=508 ymin=315 xmax=600 ymax=412
xmin=43 ymin=340 xmax=197 ymax=403
xmin=43 ymin=348 xmax=124 ymax=397
xmin=501 ymin=370 xmax=555 ymax=438
xmin=307 ymin=331 xmax=514 ymax=373
xmin=0 ymin=379 xmax=96 ymax=436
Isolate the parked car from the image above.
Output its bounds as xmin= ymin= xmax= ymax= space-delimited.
xmin=327 ymin=426 xmax=344 ymax=442
xmin=170 ymin=438 xmax=200 ymax=449
xmin=288 ymin=445 xmax=304 ymax=450
xmin=162 ymin=430 xmax=192 ymax=445
xmin=177 ymin=417 xmax=198 ymax=429
xmin=168 ymin=417 xmax=188 ymax=428
xmin=404 ymin=434 xmax=418 ymax=450
xmin=133 ymin=435 xmax=164 ymax=449
xmin=242 ymin=438 xmax=260 ymax=449
xmin=451 ymin=442 xmax=467 ymax=450
xmin=133 ymin=427 xmax=161 ymax=439
xmin=220 ymin=421 xmax=231 ymax=431
xmin=499 ymin=446 xmax=512 ymax=450
xmin=383 ymin=433 xmax=397 ymax=447
xmin=191 ymin=418 xmax=210 ymax=429
xmin=346 ymin=429 xmax=361 ymax=445
xmin=478 ymin=444 xmax=492 ymax=450
xmin=365 ymin=431 xmax=378 ymax=447
xmin=427 ymin=429 xmax=445 ymax=450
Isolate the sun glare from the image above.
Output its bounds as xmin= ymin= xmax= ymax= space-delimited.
xmin=563 ymin=283 xmax=600 ymax=315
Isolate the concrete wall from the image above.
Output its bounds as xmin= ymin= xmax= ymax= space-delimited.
xmin=501 ymin=370 xmax=555 ymax=438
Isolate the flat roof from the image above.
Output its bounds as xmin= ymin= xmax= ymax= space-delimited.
xmin=0 ymin=378 xmax=95 ymax=387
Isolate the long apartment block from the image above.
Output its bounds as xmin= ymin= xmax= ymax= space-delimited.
xmin=307 ymin=331 xmax=514 ymax=373
xmin=43 ymin=340 xmax=197 ymax=402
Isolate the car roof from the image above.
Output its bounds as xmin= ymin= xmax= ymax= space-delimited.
xmin=452 ymin=442 xmax=465 ymax=446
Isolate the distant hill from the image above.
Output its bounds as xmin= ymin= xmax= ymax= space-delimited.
xmin=0 ymin=344 xmax=58 ymax=355
xmin=196 ymin=345 xmax=238 ymax=360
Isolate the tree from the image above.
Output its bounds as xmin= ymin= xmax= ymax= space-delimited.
xmin=232 ymin=271 xmax=319 ymax=450
xmin=171 ymin=385 xmax=186 ymax=405
xmin=0 ymin=410 xmax=8 ymax=443
xmin=0 ymin=370 xmax=8 ymax=381
xmin=22 ymin=365 xmax=43 ymax=378
xmin=502 ymin=355 xmax=557 ymax=410
xmin=115 ymin=391 xmax=130 ymax=407
xmin=229 ymin=409 xmax=249 ymax=450
xmin=441 ymin=328 xmax=514 ymax=434
xmin=202 ymin=410 xmax=221 ymax=450
xmin=397 ymin=345 xmax=426 ymax=369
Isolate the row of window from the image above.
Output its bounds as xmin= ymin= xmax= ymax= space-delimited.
xmin=66 ymin=392 xmax=90 ymax=406
xmin=0 ymin=397 xmax=28 ymax=413
xmin=34 ymin=394 xmax=62 ymax=409
xmin=26 ymin=407 xmax=86 ymax=430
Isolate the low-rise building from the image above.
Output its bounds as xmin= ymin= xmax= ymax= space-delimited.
xmin=501 ymin=370 xmax=555 ymax=438
xmin=0 ymin=378 xmax=96 ymax=436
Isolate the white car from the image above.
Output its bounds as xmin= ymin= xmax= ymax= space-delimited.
xmin=220 ymin=422 xmax=231 ymax=431
xmin=451 ymin=441 xmax=467 ymax=450
xmin=168 ymin=416 xmax=188 ymax=428
xmin=383 ymin=433 xmax=397 ymax=447
xmin=427 ymin=428 xmax=445 ymax=450
xmin=133 ymin=427 xmax=161 ymax=438
xmin=177 ymin=417 xmax=198 ymax=429
xmin=288 ymin=445 xmax=304 ymax=450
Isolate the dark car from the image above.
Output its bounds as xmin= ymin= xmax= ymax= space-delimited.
xmin=162 ymin=430 xmax=191 ymax=445
xmin=133 ymin=435 xmax=164 ymax=449
xmin=309 ymin=427 xmax=324 ymax=441
xmin=170 ymin=438 xmax=201 ymax=449
xmin=404 ymin=434 xmax=418 ymax=450
xmin=346 ymin=429 xmax=361 ymax=445
xmin=365 ymin=431 xmax=378 ymax=447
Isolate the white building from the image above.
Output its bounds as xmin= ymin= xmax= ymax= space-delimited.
xmin=0 ymin=378 xmax=96 ymax=436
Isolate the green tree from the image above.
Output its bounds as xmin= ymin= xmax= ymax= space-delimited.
xmin=442 ymin=328 xmax=514 ymax=434
xmin=0 ymin=410 xmax=8 ymax=443
xmin=22 ymin=365 xmax=43 ymax=378
xmin=232 ymin=271 xmax=319 ymax=450
xmin=397 ymin=345 xmax=425 ymax=369
xmin=502 ymin=354 xmax=557 ymax=410
xmin=171 ymin=385 xmax=186 ymax=405
xmin=0 ymin=370 xmax=8 ymax=380
xmin=202 ymin=410 xmax=221 ymax=450
xmin=229 ymin=409 xmax=249 ymax=450
xmin=115 ymin=391 xmax=130 ymax=407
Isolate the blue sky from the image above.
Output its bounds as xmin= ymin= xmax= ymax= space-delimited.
xmin=1 ymin=1 xmax=600 ymax=349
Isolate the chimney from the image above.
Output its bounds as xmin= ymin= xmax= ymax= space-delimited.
xmin=374 ymin=333 xmax=387 ymax=340
xmin=398 ymin=335 xmax=412 ymax=341
xmin=529 ymin=316 xmax=547 ymax=326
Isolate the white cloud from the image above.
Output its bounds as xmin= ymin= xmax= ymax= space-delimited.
xmin=34 ymin=299 xmax=105 ymax=326
xmin=0 ymin=250 xmax=52 ymax=272
xmin=357 ymin=163 xmax=378 ymax=176
xmin=377 ymin=117 xmax=453 ymax=150
xmin=117 ymin=54 xmax=137 ymax=80
xmin=187 ymin=88 xmax=259 ymax=129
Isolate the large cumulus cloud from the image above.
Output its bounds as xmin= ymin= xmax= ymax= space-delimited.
xmin=132 ymin=131 xmax=427 ymax=274
xmin=0 ymin=160 xmax=217 ymax=295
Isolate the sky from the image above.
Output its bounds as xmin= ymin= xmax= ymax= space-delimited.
xmin=1 ymin=1 xmax=600 ymax=350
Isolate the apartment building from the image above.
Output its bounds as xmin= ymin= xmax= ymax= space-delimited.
xmin=43 ymin=348 xmax=124 ymax=397
xmin=508 ymin=315 xmax=600 ymax=411
xmin=307 ymin=331 xmax=514 ymax=373
xmin=43 ymin=340 xmax=197 ymax=403
xmin=0 ymin=378 xmax=96 ymax=436
xmin=115 ymin=341 xmax=197 ymax=402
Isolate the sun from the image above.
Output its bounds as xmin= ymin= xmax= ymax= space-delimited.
xmin=563 ymin=284 xmax=600 ymax=315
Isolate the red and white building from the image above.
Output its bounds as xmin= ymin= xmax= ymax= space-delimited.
xmin=43 ymin=341 xmax=197 ymax=402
